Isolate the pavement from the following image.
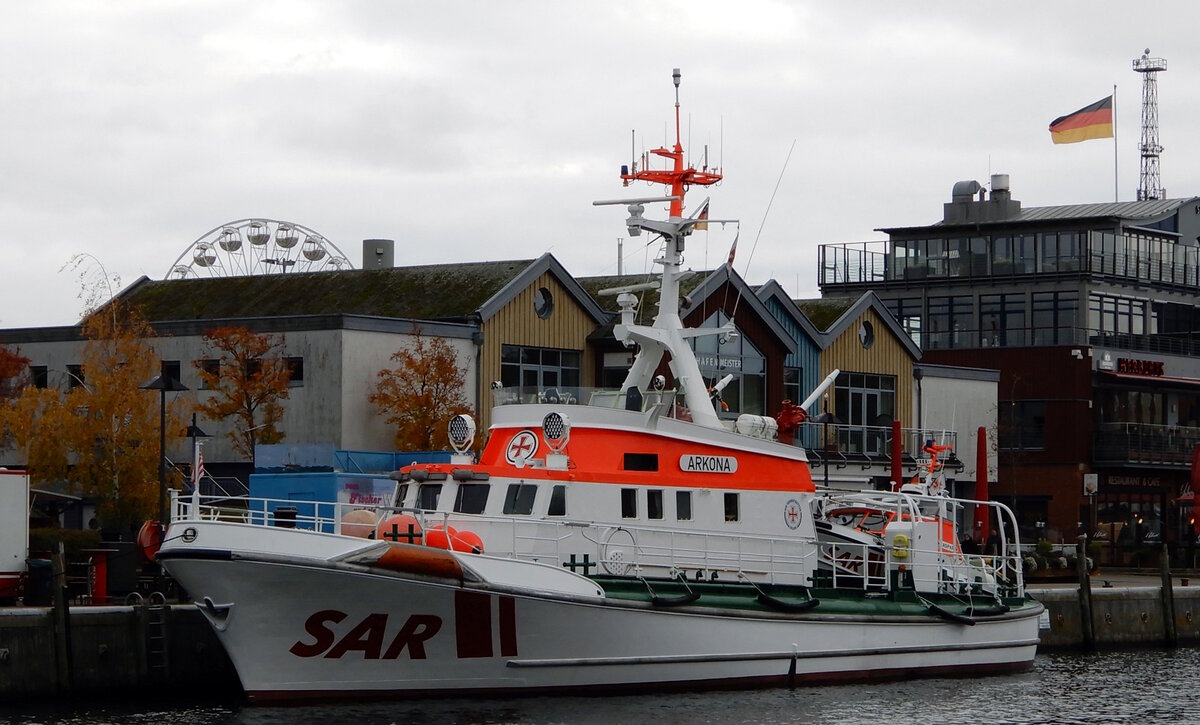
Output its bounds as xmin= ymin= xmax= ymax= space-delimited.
xmin=1025 ymin=569 xmax=1200 ymax=590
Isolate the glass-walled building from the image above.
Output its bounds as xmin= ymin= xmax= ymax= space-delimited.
xmin=818 ymin=174 xmax=1200 ymax=564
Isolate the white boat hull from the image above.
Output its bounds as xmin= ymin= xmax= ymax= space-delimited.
xmin=164 ymin=549 xmax=1041 ymax=702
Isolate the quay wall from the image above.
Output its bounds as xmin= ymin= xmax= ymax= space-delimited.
xmin=0 ymin=604 xmax=239 ymax=700
xmin=2 ymin=584 xmax=1198 ymax=698
xmin=1032 ymin=584 xmax=1200 ymax=648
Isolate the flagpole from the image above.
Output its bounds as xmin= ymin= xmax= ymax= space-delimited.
xmin=190 ymin=438 xmax=204 ymax=520
xmin=1112 ymin=84 xmax=1119 ymax=202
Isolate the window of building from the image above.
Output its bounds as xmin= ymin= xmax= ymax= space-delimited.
xmin=676 ymin=490 xmax=692 ymax=521
xmin=647 ymin=489 xmax=663 ymax=520
xmin=416 ymin=484 xmax=442 ymax=510
xmin=981 ymin=293 xmax=1027 ymax=347
xmin=31 ymin=365 xmax=48 ymax=389
xmin=998 ymin=400 xmax=1046 ymax=450
xmin=621 ymin=488 xmax=637 ymax=519
xmin=888 ymin=298 xmax=923 ymax=347
xmin=834 ymin=372 xmax=896 ymax=455
xmin=533 ymin=287 xmax=554 ymax=319
xmin=724 ymin=492 xmax=739 ymax=522
xmin=199 ymin=359 xmax=220 ymax=389
xmin=453 ymin=484 xmax=490 ymax=514
xmin=66 ymin=364 xmax=85 ymax=389
xmin=548 ymin=484 xmax=566 ymax=516
xmin=1032 ymin=292 xmax=1080 ymax=346
xmin=690 ymin=310 xmax=766 ymax=416
xmin=286 ymin=357 xmax=304 ymax=388
xmin=161 ymin=360 xmax=182 ymax=385
xmin=500 ymin=345 xmax=582 ymax=399
xmin=502 ymin=483 xmax=537 ymax=515
xmin=245 ymin=359 xmax=262 ymax=380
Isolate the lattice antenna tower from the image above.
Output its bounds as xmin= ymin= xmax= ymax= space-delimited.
xmin=1132 ymin=49 xmax=1167 ymax=201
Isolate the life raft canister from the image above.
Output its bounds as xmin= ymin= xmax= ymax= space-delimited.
xmin=891 ymin=533 xmax=910 ymax=559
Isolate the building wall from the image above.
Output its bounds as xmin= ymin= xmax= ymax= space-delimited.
xmin=917 ymin=367 xmax=999 ymax=499
xmin=341 ymin=328 xmax=478 ymax=451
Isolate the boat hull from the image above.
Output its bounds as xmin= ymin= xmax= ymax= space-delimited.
xmin=163 ymin=552 xmax=1041 ymax=703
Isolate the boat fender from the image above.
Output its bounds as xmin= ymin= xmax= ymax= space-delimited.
xmin=756 ymin=591 xmax=820 ymax=613
xmin=927 ymin=603 xmax=976 ymax=626
xmin=965 ymin=603 xmax=1010 ymax=617
xmin=641 ymin=576 xmax=701 ymax=607
xmin=892 ymin=533 xmax=910 ymax=559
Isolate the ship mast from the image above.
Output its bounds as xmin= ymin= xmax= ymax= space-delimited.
xmin=597 ymin=69 xmax=730 ymax=429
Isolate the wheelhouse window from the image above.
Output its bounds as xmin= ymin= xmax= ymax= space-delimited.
xmin=723 ymin=492 xmax=739 ymax=522
xmin=621 ymin=488 xmax=637 ymax=519
xmin=502 ymin=483 xmax=537 ymax=515
xmin=647 ymin=489 xmax=663 ymax=520
xmin=548 ymin=485 xmax=566 ymax=516
xmin=416 ymin=484 xmax=442 ymax=510
xmin=453 ymin=484 xmax=490 ymax=514
xmin=676 ymin=491 xmax=692 ymax=521
xmin=395 ymin=484 xmax=409 ymax=507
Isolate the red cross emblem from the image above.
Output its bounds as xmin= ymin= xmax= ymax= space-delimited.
xmin=783 ymin=499 xmax=803 ymax=530
xmin=505 ymin=430 xmax=539 ymax=466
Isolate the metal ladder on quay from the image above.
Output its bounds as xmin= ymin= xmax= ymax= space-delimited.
xmin=139 ymin=592 xmax=171 ymax=682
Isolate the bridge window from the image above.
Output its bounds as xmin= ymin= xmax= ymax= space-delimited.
xmin=417 ymin=484 xmax=442 ymax=510
xmin=502 ymin=483 xmax=537 ymax=515
xmin=548 ymin=484 xmax=566 ymax=516
xmin=453 ymin=484 xmax=490 ymax=514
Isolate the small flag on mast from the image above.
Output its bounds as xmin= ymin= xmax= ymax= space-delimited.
xmin=726 ymin=231 xmax=739 ymax=268
xmin=1049 ymin=95 xmax=1114 ymax=144
xmin=695 ymin=202 xmax=709 ymax=231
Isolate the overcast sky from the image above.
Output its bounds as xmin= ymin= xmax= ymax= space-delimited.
xmin=2 ymin=2 xmax=1197 ymax=329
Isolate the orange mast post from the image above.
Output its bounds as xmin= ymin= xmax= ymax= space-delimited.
xmin=620 ymin=68 xmax=722 ymax=218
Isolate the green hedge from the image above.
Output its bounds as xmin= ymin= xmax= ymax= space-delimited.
xmin=28 ymin=528 xmax=103 ymax=562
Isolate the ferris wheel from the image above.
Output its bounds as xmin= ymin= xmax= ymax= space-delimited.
xmin=166 ymin=218 xmax=354 ymax=279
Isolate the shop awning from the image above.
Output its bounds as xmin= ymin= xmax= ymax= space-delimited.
xmin=1098 ymin=370 xmax=1200 ymax=388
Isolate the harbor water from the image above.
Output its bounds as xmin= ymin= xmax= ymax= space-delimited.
xmin=2 ymin=647 xmax=1198 ymax=724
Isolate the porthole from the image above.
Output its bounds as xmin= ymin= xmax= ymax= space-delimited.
xmin=534 ymin=287 xmax=554 ymax=319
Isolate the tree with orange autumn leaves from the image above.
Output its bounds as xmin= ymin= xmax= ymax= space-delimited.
xmin=0 ymin=301 xmax=189 ymax=530
xmin=194 ymin=326 xmax=291 ymax=463
xmin=369 ymin=331 xmax=471 ymax=451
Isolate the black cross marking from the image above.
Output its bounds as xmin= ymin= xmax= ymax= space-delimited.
xmin=562 ymin=553 xmax=596 ymax=574
xmin=383 ymin=522 xmax=423 ymax=544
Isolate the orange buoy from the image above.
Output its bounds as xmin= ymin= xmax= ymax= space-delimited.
xmin=425 ymin=524 xmax=458 ymax=550
xmin=137 ymin=520 xmax=164 ymax=563
xmin=341 ymin=509 xmax=377 ymax=538
xmin=451 ymin=529 xmax=484 ymax=554
xmin=375 ymin=514 xmax=424 ymax=544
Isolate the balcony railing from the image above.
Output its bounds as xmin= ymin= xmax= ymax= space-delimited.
xmin=799 ymin=422 xmax=961 ymax=473
xmin=1093 ymin=422 xmax=1200 ymax=467
xmin=819 ymin=231 xmax=1200 ymax=291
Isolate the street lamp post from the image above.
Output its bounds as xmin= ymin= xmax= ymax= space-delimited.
xmin=141 ymin=371 xmax=189 ymax=526
xmin=813 ymin=406 xmax=840 ymax=490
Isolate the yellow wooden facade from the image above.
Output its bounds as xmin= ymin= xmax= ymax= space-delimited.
xmin=819 ymin=306 xmax=915 ymax=427
xmin=476 ymin=270 xmax=598 ymax=431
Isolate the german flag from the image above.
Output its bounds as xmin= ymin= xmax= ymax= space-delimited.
xmin=1049 ymin=96 xmax=1113 ymax=144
